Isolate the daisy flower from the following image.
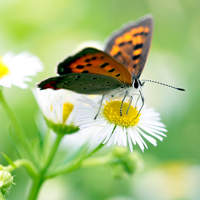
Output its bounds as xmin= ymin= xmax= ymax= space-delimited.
xmin=34 ymin=88 xmax=80 ymax=135
xmin=75 ymin=97 xmax=167 ymax=152
xmin=0 ymin=51 xmax=43 ymax=88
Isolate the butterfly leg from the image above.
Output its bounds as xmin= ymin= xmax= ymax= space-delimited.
xmin=134 ymin=93 xmax=140 ymax=108
xmin=94 ymin=94 xmax=105 ymax=120
xmin=135 ymin=80 xmax=145 ymax=108
xmin=120 ymin=91 xmax=128 ymax=116
xmin=134 ymin=90 xmax=144 ymax=119
xmin=126 ymin=96 xmax=133 ymax=115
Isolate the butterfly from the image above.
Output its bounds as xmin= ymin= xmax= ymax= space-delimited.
xmin=37 ymin=15 xmax=155 ymax=118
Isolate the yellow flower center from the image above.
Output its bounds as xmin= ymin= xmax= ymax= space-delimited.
xmin=63 ymin=102 xmax=74 ymax=123
xmin=0 ymin=57 xmax=9 ymax=78
xmin=103 ymin=100 xmax=141 ymax=127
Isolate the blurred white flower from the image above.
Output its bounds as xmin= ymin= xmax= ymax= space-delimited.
xmin=74 ymin=40 xmax=104 ymax=52
xmin=75 ymin=97 xmax=167 ymax=152
xmin=34 ymin=89 xmax=80 ymax=135
xmin=0 ymin=51 xmax=43 ymax=88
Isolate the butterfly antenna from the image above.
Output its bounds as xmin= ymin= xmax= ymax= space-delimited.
xmin=141 ymin=79 xmax=185 ymax=91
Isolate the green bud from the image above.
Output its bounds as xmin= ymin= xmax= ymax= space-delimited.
xmin=110 ymin=146 xmax=144 ymax=179
xmin=0 ymin=170 xmax=14 ymax=195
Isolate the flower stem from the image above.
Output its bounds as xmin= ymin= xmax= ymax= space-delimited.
xmin=45 ymin=143 xmax=104 ymax=179
xmin=0 ymin=88 xmax=39 ymax=168
xmin=28 ymin=134 xmax=63 ymax=200
xmin=42 ymin=129 xmax=51 ymax=162
xmin=81 ymin=156 xmax=110 ymax=167
xmin=43 ymin=134 xmax=63 ymax=171
xmin=2 ymin=159 xmax=37 ymax=177
xmin=27 ymin=176 xmax=43 ymax=200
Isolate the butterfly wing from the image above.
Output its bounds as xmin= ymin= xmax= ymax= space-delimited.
xmin=105 ymin=14 xmax=153 ymax=79
xmin=37 ymin=73 xmax=125 ymax=94
xmin=57 ymin=47 xmax=132 ymax=85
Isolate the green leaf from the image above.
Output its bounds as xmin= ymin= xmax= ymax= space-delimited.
xmin=1 ymin=153 xmax=16 ymax=168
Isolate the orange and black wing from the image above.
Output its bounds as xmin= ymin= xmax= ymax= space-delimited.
xmin=105 ymin=15 xmax=154 ymax=79
xmin=57 ymin=47 xmax=132 ymax=85
xmin=37 ymin=47 xmax=132 ymax=94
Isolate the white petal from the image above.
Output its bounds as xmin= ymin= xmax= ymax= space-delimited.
xmin=94 ymin=124 xmax=114 ymax=143
xmin=114 ymin=126 xmax=120 ymax=145
xmin=121 ymin=127 xmax=127 ymax=147
xmin=136 ymin=127 xmax=157 ymax=146
xmin=102 ymin=124 xmax=115 ymax=144
xmin=77 ymin=119 xmax=105 ymax=129
xmin=139 ymin=124 xmax=167 ymax=138
xmin=127 ymin=131 xmax=133 ymax=153
xmin=107 ymin=130 xmax=116 ymax=146
xmin=141 ymin=123 xmax=167 ymax=132
xmin=129 ymin=128 xmax=145 ymax=152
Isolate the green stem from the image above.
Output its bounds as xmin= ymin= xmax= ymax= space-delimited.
xmin=81 ymin=156 xmax=110 ymax=167
xmin=42 ymin=129 xmax=51 ymax=162
xmin=42 ymin=134 xmax=63 ymax=171
xmin=45 ymin=160 xmax=81 ymax=179
xmin=2 ymin=159 xmax=37 ymax=177
xmin=28 ymin=176 xmax=43 ymax=200
xmin=28 ymin=134 xmax=63 ymax=200
xmin=45 ymin=156 xmax=110 ymax=179
xmin=0 ymin=88 xmax=39 ymax=168
xmin=45 ymin=144 xmax=105 ymax=179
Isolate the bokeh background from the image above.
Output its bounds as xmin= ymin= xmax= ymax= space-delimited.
xmin=0 ymin=0 xmax=200 ymax=199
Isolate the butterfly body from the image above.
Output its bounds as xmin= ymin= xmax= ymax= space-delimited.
xmin=38 ymin=15 xmax=153 ymax=101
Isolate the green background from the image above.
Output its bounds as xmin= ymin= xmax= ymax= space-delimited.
xmin=0 ymin=0 xmax=199 ymax=199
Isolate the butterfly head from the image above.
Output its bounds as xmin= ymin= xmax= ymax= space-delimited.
xmin=133 ymin=79 xmax=143 ymax=91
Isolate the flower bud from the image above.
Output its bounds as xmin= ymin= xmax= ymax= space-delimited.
xmin=110 ymin=146 xmax=144 ymax=179
xmin=0 ymin=170 xmax=14 ymax=195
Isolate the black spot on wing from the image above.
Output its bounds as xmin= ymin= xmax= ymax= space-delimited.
xmin=113 ymin=51 xmax=121 ymax=58
xmin=108 ymin=68 xmax=116 ymax=73
xmin=118 ymin=42 xmax=125 ymax=46
xmin=100 ymin=63 xmax=109 ymax=68
xmin=115 ymin=74 xmax=120 ymax=77
xmin=82 ymin=70 xmax=89 ymax=73
xmin=132 ymin=55 xmax=140 ymax=60
xmin=133 ymin=64 xmax=137 ymax=69
xmin=76 ymin=65 xmax=84 ymax=69
xmin=134 ymin=44 xmax=143 ymax=50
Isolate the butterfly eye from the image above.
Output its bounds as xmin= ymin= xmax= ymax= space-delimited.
xmin=134 ymin=79 xmax=139 ymax=89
